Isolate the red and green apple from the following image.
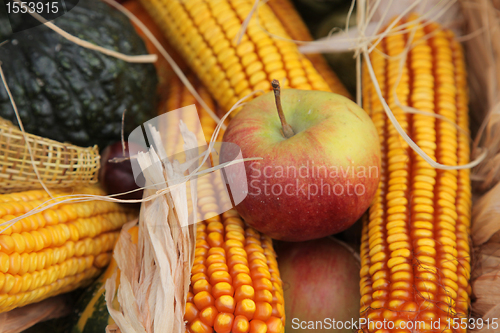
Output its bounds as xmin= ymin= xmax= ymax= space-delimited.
xmin=222 ymin=81 xmax=380 ymax=241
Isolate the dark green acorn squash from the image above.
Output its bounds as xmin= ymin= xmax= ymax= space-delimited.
xmin=0 ymin=0 xmax=157 ymax=148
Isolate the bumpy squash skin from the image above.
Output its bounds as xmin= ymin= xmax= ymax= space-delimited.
xmin=0 ymin=0 xmax=157 ymax=148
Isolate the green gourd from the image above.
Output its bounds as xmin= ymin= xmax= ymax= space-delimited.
xmin=0 ymin=0 xmax=157 ymax=149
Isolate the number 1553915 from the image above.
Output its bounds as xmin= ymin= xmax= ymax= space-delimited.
xmin=447 ymin=317 xmax=498 ymax=330
xmin=6 ymin=1 xmax=59 ymax=14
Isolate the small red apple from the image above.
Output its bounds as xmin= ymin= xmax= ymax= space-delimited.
xmin=276 ymin=237 xmax=360 ymax=332
xmin=222 ymin=81 xmax=380 ymax=241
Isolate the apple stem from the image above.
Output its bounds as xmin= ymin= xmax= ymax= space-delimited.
xmin=272 ymin=79 xmax=295 ymax=138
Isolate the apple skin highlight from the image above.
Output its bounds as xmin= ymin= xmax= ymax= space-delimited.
xmin=222 ymin=89 xmax=381 ymax=241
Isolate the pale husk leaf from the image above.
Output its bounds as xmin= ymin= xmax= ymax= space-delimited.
xmin=472 ymin=182 xmax=500 ymax=245
xmin=105 ymin=124 xmax=198 ymax=333
xmin=461 ymin=0 xmax=500 ymax=192
xmin=461 ymin=0 xmax=500 ymax=328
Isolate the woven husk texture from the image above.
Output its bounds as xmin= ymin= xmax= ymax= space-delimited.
xmin=0 ymin=118 xmax=100 ymax=193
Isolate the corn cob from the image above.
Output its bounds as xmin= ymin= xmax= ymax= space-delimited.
xmin=0 ymin=186 xmax=135 ymax=313
xmin=152 ymin=30 xmax=284 ymax=333
xmin=185 ymin=167 xmax=284 ymax=333
xmin=162 ymin=82 xmax=285 ymax=332
xmin=360 ymin=16 xmax=471 ymax=333
xmin=266 ymin=0 xmax=350 ymax=97
xmin=139 ymin=0 xmax=348 ymax=117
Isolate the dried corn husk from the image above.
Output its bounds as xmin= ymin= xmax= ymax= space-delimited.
xmin=471 ymin=183 xmax=500 ymax=319
xmin=104 ymin=114 xmax=199 ymax=333
xmin=0 ymin=118 xmax=100 ymax=193
xmin=471 ymin=180 xmax=500 ymax=329
xmin=459 ymin=0 xmax=500 ymax=330
xmin=461 ymin=0 xmax=500 ymax=193
xmin=0 ymin=295 xmax=72 ymax=333
xmin=471 ymin=182 xmax=500 ymax=246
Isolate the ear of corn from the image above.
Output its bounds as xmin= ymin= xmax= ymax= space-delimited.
xmin=0 ymin=186 xmax=135 ymax=313
xmin=185 ymin=158 xmax=284 ymax=333
xmin=150 ymin=76 xmax=286 ymax=332
xmin=187 ymin=210 xmax=284 ymax=333
xmin=360 ymin=16 xmax=471 ymax=332
xmin=139 ymin=0 xmax=348 ymax=117
xmin=166 ymin=77 xmax=286 ymax=331
xmin=265 ymin=0 xmax=350 ymax=97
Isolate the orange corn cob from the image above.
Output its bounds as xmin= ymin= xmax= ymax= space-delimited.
xmin=186 ymin=167 xmax=284 ymax=333
xmin=360 ymin=16 xmax=471 ymax=333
